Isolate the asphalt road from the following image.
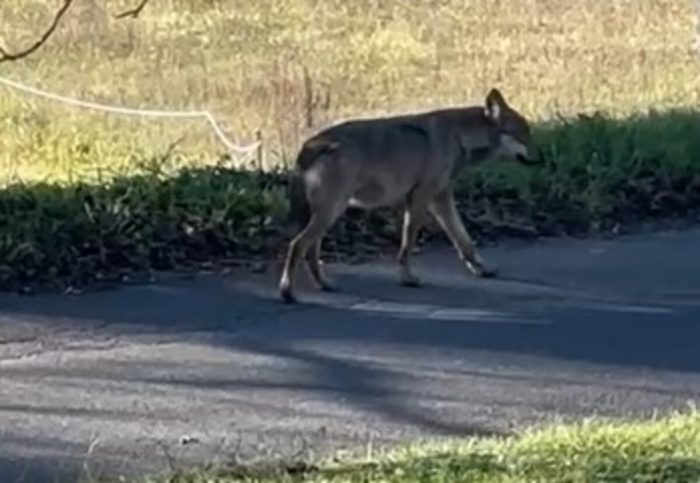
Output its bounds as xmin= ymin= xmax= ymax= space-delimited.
xmin=1 ymin=229 xmax=700 ymax=482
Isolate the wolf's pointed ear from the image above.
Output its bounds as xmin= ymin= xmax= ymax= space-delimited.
xmin=485 ymin=88 xmax=506 ymax=123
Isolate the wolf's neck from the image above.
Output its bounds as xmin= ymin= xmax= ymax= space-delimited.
xmin=461 ymin=114 xmax=498 ymax=163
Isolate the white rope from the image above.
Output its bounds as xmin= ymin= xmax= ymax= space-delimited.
xmin=0 ymin=76 xmax=262 ymax=156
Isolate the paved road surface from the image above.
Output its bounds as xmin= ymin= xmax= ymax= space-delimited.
xmin=1 ymin=230 xmax=700 ymax=482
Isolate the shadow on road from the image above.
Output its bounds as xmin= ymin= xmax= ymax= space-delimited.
xmin=1 ymin=264 xmax=699 ymax=436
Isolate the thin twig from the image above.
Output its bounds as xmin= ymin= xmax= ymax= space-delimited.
xmin=0 ymin=0 xmax=75 ymax=63
xmin=114 ymin=0 xmax=151 ymax=19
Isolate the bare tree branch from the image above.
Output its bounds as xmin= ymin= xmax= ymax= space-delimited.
xmin=0 ymin=0 xmax=152 ymax=63
xmin=0 ymin=0 xmax=75 ymax=63
xmin=114 ymin=0 xmax=151 ymax=19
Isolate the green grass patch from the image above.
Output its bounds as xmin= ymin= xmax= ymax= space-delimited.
xmin=3 ymin=108 xmax=700 ymax=291
xmin=141 ymin=411 xmax=700 ymax=482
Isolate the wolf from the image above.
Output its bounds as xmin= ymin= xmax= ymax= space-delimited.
xmin=278 ymin=88 xmax=539 ymax=303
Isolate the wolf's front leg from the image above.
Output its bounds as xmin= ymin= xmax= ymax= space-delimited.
xmin=397 ymin=203 xmax=427 ymax=287
xmin=429 ymin=189 xmax=499 ymax=278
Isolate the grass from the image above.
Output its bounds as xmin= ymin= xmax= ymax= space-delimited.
xmin=1 ymin=0 xmax=699 ymax=182
xmin=139 ymin=411 xmax=700 ymax=482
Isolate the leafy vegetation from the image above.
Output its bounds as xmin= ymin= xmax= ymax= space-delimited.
xmin=141 ymin=411 xmax=700 ymax=482
xmin=0 ymin=163 xmax=287 ymax=291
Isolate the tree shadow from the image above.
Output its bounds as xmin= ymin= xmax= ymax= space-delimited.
xmin=1 ymin=266 xmax=699 ymax=439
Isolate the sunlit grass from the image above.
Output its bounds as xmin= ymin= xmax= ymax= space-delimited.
xmin=1 ymin=0 xmax=699 ymax=184
xmin=144 ymin=410 xmax=700 ymax=482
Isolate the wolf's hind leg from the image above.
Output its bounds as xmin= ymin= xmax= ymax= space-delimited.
xmin=279 ymin=212 xmax=338 ymax=303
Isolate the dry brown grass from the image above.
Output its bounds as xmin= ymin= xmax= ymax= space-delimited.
xmin=1 ymin=0 xmax=699 ymax=183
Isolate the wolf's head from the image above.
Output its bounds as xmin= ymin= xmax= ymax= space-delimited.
xmin=483 ymin=88 xmax=539 ymax=165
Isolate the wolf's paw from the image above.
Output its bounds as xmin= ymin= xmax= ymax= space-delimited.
xmin=469 ymin=263 xmax=499 ymax=279
xmin=400 ymin=270 xmax=423 ymax=288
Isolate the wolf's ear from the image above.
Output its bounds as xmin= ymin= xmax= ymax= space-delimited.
xmin=485 ymin=88 xmax=506 ymax=123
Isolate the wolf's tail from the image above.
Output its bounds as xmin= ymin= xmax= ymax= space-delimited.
xmin=287 ymin=139 xmax=339 ymax=229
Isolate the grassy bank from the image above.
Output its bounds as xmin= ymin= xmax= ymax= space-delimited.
xmin=143 ymin=411 xmax=700 ymax=482
xmin=3 ymin=109 xmax=700 ymax=292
